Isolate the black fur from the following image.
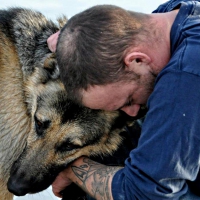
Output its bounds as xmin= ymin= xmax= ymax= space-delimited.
xmin=62 ymin=120 xmax=143 ymax=200
xmin=0 ymin=7 xmax=147 ymax=200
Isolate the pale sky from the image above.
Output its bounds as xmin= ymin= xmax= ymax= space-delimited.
xmin=0 ymin=0 xmax=166 ymax=199
xmin=1 ymin=0 xmax=166 ymax=21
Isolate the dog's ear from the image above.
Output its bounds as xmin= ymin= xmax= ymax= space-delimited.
xmin=57 ymin=15 xmax=68 ymax=29
xmin=43 ymin=53 xmax=60 ymax=79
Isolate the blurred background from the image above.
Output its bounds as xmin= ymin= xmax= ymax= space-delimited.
xmin=1 ymin=0 xmax=166 ymax=22
xmin=0 ymin=0 xmax=165 ymax=199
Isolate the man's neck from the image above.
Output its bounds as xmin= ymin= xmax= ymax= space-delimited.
xmin=147 ymin=9 xmax=179 ymax=75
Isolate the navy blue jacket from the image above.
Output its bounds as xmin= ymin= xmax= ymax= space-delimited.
xmin=112 ymin=1 xmax=200 ymax=199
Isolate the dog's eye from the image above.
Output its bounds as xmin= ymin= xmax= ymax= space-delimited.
xmin=34 ymin=115 xmax=50 ymax=136
xmin=57 ymin=139 xmax=81 ymax=152
xmin=35 ymin=119 xmax=43 ymax=127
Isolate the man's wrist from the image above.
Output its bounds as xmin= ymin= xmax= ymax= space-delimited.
xmin=66 ymin=156 xmax=86 ymax=182
xmin=67 ymin=156 xmax=122 ymax=200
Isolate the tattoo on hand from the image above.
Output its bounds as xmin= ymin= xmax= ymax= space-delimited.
xmin=71 ymin=157 xmax=121 ymax=200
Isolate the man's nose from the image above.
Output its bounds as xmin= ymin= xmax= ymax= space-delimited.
xmin=120 ymin=104 xmax=140 ymax=117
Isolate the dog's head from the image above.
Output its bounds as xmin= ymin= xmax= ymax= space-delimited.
xmin=7 ymin=54 xmax=144 ymax=196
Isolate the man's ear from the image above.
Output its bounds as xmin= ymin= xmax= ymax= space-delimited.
xmin=124 ymin=52 xmax=151 ymax=69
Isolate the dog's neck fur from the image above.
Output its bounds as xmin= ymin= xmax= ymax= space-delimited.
xmin=0 ymin=8 xmax=66 ymax=199
xmin=0 ymin=29 xmax=30 ymax=200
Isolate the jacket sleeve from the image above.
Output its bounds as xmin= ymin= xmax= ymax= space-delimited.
xmin=111 ymin=71 xmax=200 ymax=200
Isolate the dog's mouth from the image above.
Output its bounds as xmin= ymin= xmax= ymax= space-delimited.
xmin=7 ymin=162 xmax=68 ymax=196
xmin=7 ymin=171 xmax=56 ymax=196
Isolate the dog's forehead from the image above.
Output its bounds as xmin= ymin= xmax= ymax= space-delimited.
xmin=34 ymin=82 xmax=115 ymax=140
xmin=35 ymin=88 xmax=94 ymax=125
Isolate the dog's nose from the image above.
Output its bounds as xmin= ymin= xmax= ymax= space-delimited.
xmin=7 ymin=177 xmax=29 ymax=196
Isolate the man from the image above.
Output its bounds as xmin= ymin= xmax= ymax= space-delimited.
xmin=47 ymin=0 xmax=200 ymax=199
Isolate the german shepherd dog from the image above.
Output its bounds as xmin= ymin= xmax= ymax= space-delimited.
xmin=0 ymin=7 xmax=146 ymax=200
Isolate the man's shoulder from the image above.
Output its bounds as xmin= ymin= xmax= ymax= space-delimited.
xmin=152 ymin=0 xmax=200 ymax=13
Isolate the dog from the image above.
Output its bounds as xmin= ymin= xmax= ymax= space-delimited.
xmin=0 ymin=7 xmax=146 ymax=200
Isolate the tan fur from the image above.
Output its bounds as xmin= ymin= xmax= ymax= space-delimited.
xmin=0 ymin=8 xmax=145 ymax=199
xmin=0 ymin=29 xmax=31 ymax=200
xmin=0 ymin=8 xmax=66 ymax=199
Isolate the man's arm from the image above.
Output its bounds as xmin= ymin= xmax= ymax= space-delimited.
xmin=52 ymin=156 xmax=122 ymax=200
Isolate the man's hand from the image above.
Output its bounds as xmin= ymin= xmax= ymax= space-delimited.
xmin=52 ymin=156 xmax=122 ymax=200
xmin=47 ymin=31 xmax=60 ymax=52
xmin=52 ymin=168 xmax=72 ymax=198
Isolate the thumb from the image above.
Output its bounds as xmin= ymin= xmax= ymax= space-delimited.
xmin=47 ymin=31 xmax=60 ymax=52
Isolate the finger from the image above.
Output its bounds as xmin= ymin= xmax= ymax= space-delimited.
xmin=52 ymin=186 xmax=63 ymax=198
xmin=47 ymin=31 xmax=60 ymax=52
